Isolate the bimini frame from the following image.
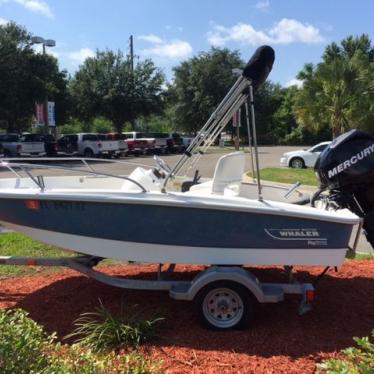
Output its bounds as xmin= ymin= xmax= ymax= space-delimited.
xmin=162 ymin=45 xmax=275 ymax=201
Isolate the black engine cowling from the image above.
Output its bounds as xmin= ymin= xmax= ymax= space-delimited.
xmin=315 ymin=129 xmax=374 ymax=248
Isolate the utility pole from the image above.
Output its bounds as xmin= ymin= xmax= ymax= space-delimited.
xmin=129 ymin=35 xmax=135 ymax=130
xmin=31 ymin=36 xmax=56 ymax=135
xmin=129 ymin=35 xmax=134 ymax=75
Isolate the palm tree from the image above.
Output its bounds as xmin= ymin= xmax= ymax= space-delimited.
xmin=294 ymin=34 xmax=374 ymax=138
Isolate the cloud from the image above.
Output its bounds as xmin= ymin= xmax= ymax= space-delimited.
xmin=207 ymin=18 xmax=324 ymax=47
xmin=12 ymin=0 xmax=54 ymax=18
xmin=255 ymin=0 xmax=270 ymax=10
xmin=138 ymin=34 xmax=164 ymax=44
xmin=269 ymin=18 xmax=324 ymax=44
xmin=139 ymin=34 xmax=192 ymax=59
xmin=285 ymin=78 xmax=303 ymax=88
xmin=142 ymin=40 xmax=192 ymax=59
xmin=207 ymin=23 xmax=270 ymax=47
xmin=67 ymin=48 xmax=95 ymax=64
xmin=0 ymin=17 xmax=8 ymax=25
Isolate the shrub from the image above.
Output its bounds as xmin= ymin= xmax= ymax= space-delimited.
xmin=60 ymin=119 xmax=85 ymax=134
xmin=317 ymin=330 xmax=374 ymax=373
xmin=66 ymin=301 xmax=164 ymax=352
xmin=92 ymin=117 xmax=113 ymax=133
xmin=0 ymin=308 xmax=55 ymax=373
xmin=0 ymin=308 xmax=162 ymax=374
xmin=49 ymin=345 xmax=162 ymax=374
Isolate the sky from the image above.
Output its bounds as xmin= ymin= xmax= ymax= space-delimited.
xmin=1 ymin=0 xmax=374 ymax=87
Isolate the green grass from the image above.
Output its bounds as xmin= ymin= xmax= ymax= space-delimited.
xmin=248 ymin=167 xmax=318 ymax=186
xmin=346 ymin=251 xmax=374 ymax=260
xmin=0 ymin=232 xmax=123 ymax=278
xmin=0 ymin=232 xmax=71 ymax=277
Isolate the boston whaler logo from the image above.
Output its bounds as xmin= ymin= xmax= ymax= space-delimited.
xmin=328 ymin=143 xmax=374 ymax=178
xmin=265 ymin=228 xmax=327 ymax=246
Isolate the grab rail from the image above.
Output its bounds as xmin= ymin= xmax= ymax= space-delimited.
xmin=0 ymin=159 xmax=148 ymax=193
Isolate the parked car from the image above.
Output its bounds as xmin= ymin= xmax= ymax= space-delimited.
xmin=104 ymin=133 xmax=129 ymax=157
xmin=0 ymin=133 xmax=46 ymax=157
xmin=0 ymin=143 xmax=4 ymax=158
xmin=181 ymin=135 xmax=195 ymax=148
xmin=57 ymin=133 xmax=122 ymax=158
xmin=21 ymin=134 xmax=57 ymax=156
xmin=280 ymin=141 xmax=331 ymax=168
xmin=122 ymin=132 xmax=152 ymax=155
xmin=166 ymin=133 xmax=184 ymax=153
xmin=144 ymin=132 xmax=168 ymax=154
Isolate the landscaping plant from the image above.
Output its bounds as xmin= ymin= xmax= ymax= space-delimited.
xmin=0 ymin=308 xmax=162 ymax=373
xmin=66 ymin=300 xmax=164 ymax=352
xmin=317 ymin=330 xmax=374 ymax=373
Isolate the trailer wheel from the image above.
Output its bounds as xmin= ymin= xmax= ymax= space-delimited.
xmin=195 ymin=281 xmax=253 ymax=330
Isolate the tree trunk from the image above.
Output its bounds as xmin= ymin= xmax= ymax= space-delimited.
xmin=114 ymin=122 xmax=123 ymax=133
xmin=7 ymin=120 xmax=14 ymax=133
xmin=331 ymin=112 xmax=343 ymax=139
xmin=332 ymin=125 xmax=341 ymax=139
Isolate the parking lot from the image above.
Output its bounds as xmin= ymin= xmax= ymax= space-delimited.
xmin=0 ymin=145 xmax=302 ymax=178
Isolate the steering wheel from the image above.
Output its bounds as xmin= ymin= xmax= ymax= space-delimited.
xmin=153 ymin=155 xmax=172 ymax=174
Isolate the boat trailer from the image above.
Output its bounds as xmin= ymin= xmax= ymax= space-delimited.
xmin=0 ymin=255 xmax=316 ymax=329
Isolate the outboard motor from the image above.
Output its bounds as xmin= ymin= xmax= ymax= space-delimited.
xmin=314 ymin=129 xmax=374 ymax=249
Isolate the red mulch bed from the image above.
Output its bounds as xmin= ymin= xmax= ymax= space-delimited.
xmin=0 ymin=260 xmax=373 ymax=373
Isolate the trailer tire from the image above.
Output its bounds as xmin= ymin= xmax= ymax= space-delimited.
xmin=195 ymin=281 xmax=254 ymax=330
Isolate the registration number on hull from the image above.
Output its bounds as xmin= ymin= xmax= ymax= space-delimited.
xmin=26 ymin=200 xmax=86 ymax=211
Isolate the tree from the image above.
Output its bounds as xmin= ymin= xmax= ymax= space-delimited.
xmin=251 ymin=81 xmax=284 ymax=144
xmin=0 ymin=22 xmax=69 ymax=132
xmin=70 ymin=50 xmax=165 ymax=132
xmin=294 ymin=34 xmax=374 ymax=138
xmin=170 ymin=48 xmax=243 ymax=133
xmin=271 ymin=85 xmax=298 ymax=141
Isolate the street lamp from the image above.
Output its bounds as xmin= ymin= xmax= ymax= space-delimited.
xmin=31 ymin=36 xmax=56 ymax=134
xmin=31 ymin=36 xmax=56 ymax=53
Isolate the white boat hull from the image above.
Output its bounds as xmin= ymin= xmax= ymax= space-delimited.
xmin=5 ymin=223 xmax=348 ymax=267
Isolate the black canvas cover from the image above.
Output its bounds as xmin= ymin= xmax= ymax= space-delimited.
xmin=242 ymin=45 xmax=275 ymax=91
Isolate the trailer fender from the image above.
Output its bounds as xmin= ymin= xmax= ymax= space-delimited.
xmin=170 ymin=266 xmax=267 ymax=302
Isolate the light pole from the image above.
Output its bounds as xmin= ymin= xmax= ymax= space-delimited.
xmin=31 ymin=36 xmax=56 ymax=135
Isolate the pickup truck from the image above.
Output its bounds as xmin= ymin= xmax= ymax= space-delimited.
xmin=22 ymin=134 xmax=57 ymax=156
xmin=104 ymin=133 xmax=129 ymax=157
xmin=145 ymin=132 xmax=168 ymax=154
xmin=0 ymin=133 xmax=46 ymax=157
xmin=166 ymin=133 xmax=184 ymax=153
xmin=181 ymin=136 xmax=194 ymax=148
xmin=57 ymin=133 xmax=122 ymax=158
xmin=122 ymin=132 xmax=152 ymax=155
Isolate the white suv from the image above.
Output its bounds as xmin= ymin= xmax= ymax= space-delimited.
xmin=280 ymin=141 xmax=331 ymax=168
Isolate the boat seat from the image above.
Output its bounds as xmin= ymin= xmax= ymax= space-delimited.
xmin=189 ymin=152 xmax=245 ymax=195
xmin=211 ymin=151 xmax=245 ymax=194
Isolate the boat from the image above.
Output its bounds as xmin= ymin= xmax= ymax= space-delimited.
xmin=0 ymin=45 xmax=361 ymax=268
